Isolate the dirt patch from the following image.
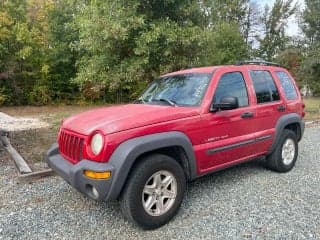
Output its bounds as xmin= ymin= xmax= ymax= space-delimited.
xmin=0 ymin=112 xmax=49 ymax=131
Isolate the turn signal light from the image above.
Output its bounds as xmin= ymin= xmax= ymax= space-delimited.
xmin=84 ymin=170 xmax=111 ymax=179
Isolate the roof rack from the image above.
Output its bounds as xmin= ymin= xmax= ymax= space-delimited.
xmin=235 ymin=60 xmax=282 ymax=67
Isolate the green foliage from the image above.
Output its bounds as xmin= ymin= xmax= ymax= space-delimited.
xmin=0 ymin=87 xmax=7 ymax=105
xmin=0 ymin=0 xmax=54 ymax=105
xmin=275 ymin=48 xmax=303 ymax=81
xmin=72 ymin=0 xmax=250 ymax=102
xmin=0 ymin=0 xmax=319 ymax=105
xmin=28 ymin=84 xmax=52 ymax=105
xmin=201 ymin=22 xmax=248 ymax=65
xmin=301 ymin=0 xmax=320 ymax=43
xmin=72 ymin=0 xmax=210 ymax=102
xmin=299 ymin=0 xmax=320 ymax=95
xmin=204 ymin=0 xmax=249 ymax=25
xmin=46 ymin=0 xmax=80 ymax=101
xmin=257 ymin=0 xmax=297 ymax=61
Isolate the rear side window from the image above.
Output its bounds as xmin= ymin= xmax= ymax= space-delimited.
xmin=275 ymin=71 xmax=298 ymax=100
xmin=250 ymin=70 xmax=280 ymax=103
xmin=214 ymin=72 xmax=249 ymax=107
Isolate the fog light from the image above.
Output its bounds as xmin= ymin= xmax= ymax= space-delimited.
xmin=84 ymin=170 xmax=111 ymax=179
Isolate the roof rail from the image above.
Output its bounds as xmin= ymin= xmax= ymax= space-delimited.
xmin=235 ymin=60 xmax=282 ymax=67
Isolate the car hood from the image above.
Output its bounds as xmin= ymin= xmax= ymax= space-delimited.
xmin=62 ymin=104 xmax=200 ymax=135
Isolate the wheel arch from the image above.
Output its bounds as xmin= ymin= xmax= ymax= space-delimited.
xmin=268 ymin=113 xmax=305 ymax=154
xmin=105 ymin=131 xmax=197 ymax=201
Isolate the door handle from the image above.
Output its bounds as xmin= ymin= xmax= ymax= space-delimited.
xmin=277 ymin=105 xmax=286 ymax=112
xmin=241 ymin=112 xmax=254 ymax=118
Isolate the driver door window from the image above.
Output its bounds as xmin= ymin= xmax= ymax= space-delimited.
xmin=213 ymin=72 xmax=249 ymax=107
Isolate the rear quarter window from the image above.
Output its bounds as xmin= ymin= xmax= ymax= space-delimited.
xmin=275 ymin=71 xmax=298 ymax=100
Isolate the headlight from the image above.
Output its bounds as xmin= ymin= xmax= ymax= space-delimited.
xmin=90 ymin=133 xmax=104 ymax=155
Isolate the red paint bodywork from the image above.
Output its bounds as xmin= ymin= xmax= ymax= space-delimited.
xmin=59 ymin=65 xmax=304 ymax=176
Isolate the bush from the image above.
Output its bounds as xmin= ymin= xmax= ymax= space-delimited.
xmin=28 ymin=85 xmax=52 ymax=105
xmin=0 ymin=92 xmax=6 ymax=106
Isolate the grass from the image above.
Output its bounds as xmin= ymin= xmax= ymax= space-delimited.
xmin=303 ymin=97 xmax=320 ymax=121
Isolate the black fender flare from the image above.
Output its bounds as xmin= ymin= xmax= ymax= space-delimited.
xmin=106 ymin=131 xmax=197 ymax=201
xmin=268 ymin=113 xmax=305 ymax=154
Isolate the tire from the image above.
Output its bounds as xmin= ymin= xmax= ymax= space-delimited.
xmin=119 ymin=154 xmax=186 ymax=229
xmin=266 ymin=129 xmax=298 ymax=173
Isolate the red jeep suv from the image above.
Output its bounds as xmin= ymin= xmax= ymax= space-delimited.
xmin=47 ymin=61 xmax=305 ymax=229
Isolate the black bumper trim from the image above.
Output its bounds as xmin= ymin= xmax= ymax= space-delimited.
xmin=46 ymin=143 xmax=115 ymax=201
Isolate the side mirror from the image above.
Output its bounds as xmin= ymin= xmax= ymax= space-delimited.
xmin=210 ymin=96 xmax=239 ymax=112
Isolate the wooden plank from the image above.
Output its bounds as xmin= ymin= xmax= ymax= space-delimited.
xmin=0 ymin=134 xmax=32 ymax=174
xmin=18 ymin=169 xmax=55 ymax=183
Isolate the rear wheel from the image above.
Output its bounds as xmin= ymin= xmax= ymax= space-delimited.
xmin=120 ymin=154 xmax=186 ymax=229
xmin=266 ymin=129 xmax=298 ymax=173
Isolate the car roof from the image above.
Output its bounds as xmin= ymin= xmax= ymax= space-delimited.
xmin=161 ymin=66 xmax=219 ymax=77
xmin=161 ymin=64 xmax=287 ymax=77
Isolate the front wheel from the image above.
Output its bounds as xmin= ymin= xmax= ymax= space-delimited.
xmin=266 ymin=129 xmax=298 ymax=173
xmin=120 ymin=154 xmax=186 ymax=229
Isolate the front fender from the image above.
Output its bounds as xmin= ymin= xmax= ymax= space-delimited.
xmin=105 ymin=131 xmax=197 ymax=201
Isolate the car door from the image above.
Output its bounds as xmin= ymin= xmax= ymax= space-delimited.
xmin=248 ymin=68 xmax=285 ymax=154
xmin=197 ymin=70 xmax=258 ymax=174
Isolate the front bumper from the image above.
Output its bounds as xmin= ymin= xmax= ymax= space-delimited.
xmin=46 ymin=143 xmax=114 ymax=201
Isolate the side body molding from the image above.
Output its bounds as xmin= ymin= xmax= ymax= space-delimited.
xmin=106 ymin=131 xmax=197 ymax=200
xmin=269 ymin=113 xmax=305 ymax=154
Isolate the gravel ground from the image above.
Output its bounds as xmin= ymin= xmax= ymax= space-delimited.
xmin=0 ymin=126 xmax=319 ymax=240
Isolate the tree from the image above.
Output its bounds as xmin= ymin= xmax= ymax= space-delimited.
xmin=73 ymin=0 xmax=207 ymax=102
xmin=200 ymin=0 xmax=251 ymax=60
xmin=46 ymin=0 xmax=80 ymax=102
xmin=2 ymin=0 xmax=315 ymax=104
xmin=203 ymin=0 xmax=249 ymax=26
xmin=0 ymin=0 xmax=28 ymax=105
xmin=301 ymin=0 xmax=320 ymax=43
xmin=276 ymin=47 xmax=303 ymax=82
xmin=242 ymin=1 xmax=261 ymax=47
xmin=0 ymin=0 xmax=54 ymax=105
xmin=299 ymin=0 xmax=320 ymax=95
xmin=201 ymin=22 xmax=248 ymax=65
xmin=257 ymin=0 xmax=297 ymax=61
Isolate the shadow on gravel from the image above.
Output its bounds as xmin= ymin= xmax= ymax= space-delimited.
xmin=180 ymin=157 xmax=268 ymax=213
xmin=189 ymin=157 xmax=266 ymax=186
xmin=91 ymin=157 xmax=268 ymax=230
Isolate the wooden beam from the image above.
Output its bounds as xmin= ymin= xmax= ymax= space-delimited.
xmin=18 ymin=169 xmax=55 ymax=183
xmin=0 ymin=131 xmax=32 ymax=174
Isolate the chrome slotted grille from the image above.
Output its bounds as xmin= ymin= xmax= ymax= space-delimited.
xmin=58 ymin=129 xmax=84 ymax=163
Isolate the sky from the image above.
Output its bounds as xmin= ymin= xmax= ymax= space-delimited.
xmin=253 ymin=0 xmax=305 ymax=36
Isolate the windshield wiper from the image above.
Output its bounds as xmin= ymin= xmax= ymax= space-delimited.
xmin=153 ymin=98 xmax=177 ymax=106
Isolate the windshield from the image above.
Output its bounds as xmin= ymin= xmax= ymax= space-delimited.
xmin=137 ymin=73 xmax=212 ymax=106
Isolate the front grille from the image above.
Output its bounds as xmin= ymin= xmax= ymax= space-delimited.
xmin=58 ymin=129 xmax=84 ymax=163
